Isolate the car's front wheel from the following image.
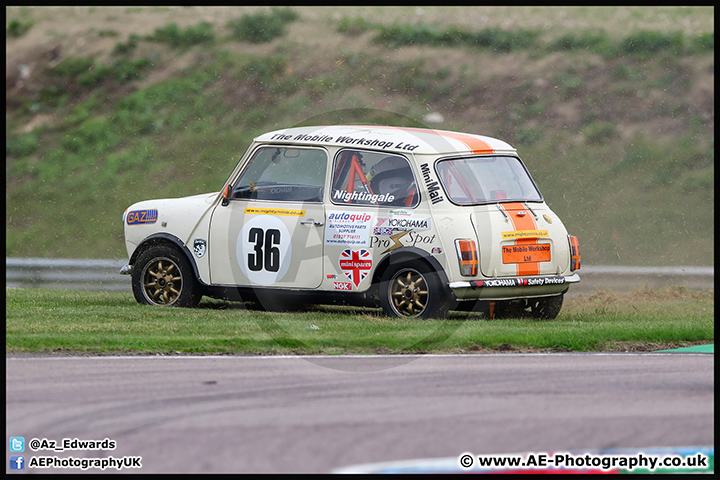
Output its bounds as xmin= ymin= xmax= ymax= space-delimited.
xmin=379 ymin=260 xmax=449 ymax=318
xmin=132 ymin=245 xmax=202 ymax=307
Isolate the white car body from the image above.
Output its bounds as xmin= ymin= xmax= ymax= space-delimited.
xmin=123 ymin=125 xmax=580 ymax=318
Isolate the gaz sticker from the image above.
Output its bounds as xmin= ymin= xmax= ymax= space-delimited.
xmin=126 ymin=209 xmax=158 ymax=225
xmin=237 ymin=216 xmax=292 ymax=285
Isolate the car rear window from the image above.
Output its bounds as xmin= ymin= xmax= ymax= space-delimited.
xmin=436 ymin=155 xmax=542 ymax=205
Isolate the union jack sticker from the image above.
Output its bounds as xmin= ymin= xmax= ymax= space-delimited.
xmin=339 ymin=249 xmax=373 ymax=288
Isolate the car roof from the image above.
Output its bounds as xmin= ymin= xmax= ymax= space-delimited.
xmin=254 ymin=125 xmax=517 ymax=156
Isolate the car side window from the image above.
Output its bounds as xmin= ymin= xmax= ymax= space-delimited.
xmin=232 ymin=146 xmax=327 ymax=202
xmin=330 ymin=149 xmax=418 ymax=207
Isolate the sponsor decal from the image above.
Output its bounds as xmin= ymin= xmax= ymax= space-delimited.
xmin=126 ymin=209 xmax=158 ymax=225
xmin=369 ymin=230 xmax=438 ymax=254
xmin=193 ymin=239 xmax=207 ymax=258
xmin=419 ymin=163 xmax=444 ymax=204
xmin=269 ymin=132 xmax=420 ymax=152
xmin=339 ymin=249 xmax=373 ymax=288
xmin=325 ymin=211 xmax=374 ymax=246
xmin=502 ymin=243 xmax=551 ymax=264
xmin=328 ymin=212 xmax=373 ymax=223
xmin=375 ymin=216 xmax=431 ymax=234
xmin=388 ymin=209 xmax=412 ymax=217
xmin=374 ymin=226 xmax=394 ymax=236
xmin=333 ymin=281 xmax=353 ymax=291
xmin=332 ymin=189 xmax=396 ymax=204
xmin=244 ymin=207 xmax=306 ymax=216
xmin=270 ymin=133 xmax=334 ymax=142
xmin=501 ymin=229 xmax=549 ymax=240
xmin=373 ymin=217 xmax=391 ymax=236
xmin=389 ymin=216 xmax=431 ymax=230
xmin=478 ymin=278 xmax=520 ymax=288
xmin=522 ymin=276 xmax=566 ymax=286
xmin=377 ymin=230 xmax=411 ymax=253
xmin=468 ymin=276 xmax=567 ymax=288
xmin=431 ymin=246 xmax=443 ymax=254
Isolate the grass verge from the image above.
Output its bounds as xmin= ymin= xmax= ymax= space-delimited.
xmin=6 ymin=285 xmax=713 ymax=355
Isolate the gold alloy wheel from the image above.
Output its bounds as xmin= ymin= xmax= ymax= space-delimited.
xmin=141 ymin=257 xmax=183 ymax=305
xmin=389 ymin=269 xmax=429 ymax=317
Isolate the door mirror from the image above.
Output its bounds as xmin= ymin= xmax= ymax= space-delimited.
xmin=222 ymin=183 xmax=232 ymax=206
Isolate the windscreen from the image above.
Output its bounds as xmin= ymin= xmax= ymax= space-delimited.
xmin=436 ymin=155 xmax=542 ymax=205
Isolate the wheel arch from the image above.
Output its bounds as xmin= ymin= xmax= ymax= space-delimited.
xmin=130 ymin=233 xmax=206 ymax=286
xmin=374 ymin=247 xmax=454 ymax=318
xmin=372 ymin=247 xmax=452 ymax=294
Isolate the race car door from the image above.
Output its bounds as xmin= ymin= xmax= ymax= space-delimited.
xmin=208 ymin=146 xmax=326 ymax=288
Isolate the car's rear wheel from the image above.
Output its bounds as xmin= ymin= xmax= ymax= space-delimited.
xmin=528 ymin=294 xmax=564 ymax=319
xmin=379 ymin=261 xmax=448 ymax=318
xmin=132 ymin=245 xmax=202 ymax=307
xmin=492 ymin=300 xmax=527 ymax=319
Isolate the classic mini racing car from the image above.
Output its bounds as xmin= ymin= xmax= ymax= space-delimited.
xmin=122 ymin=125 xmax=581 ymax=318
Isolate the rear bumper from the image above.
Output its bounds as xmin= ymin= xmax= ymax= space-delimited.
xmin=449 ymin=273 xmax=580 ymax=300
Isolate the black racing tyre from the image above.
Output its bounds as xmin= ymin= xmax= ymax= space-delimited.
xmin=379 ymin=260 xmax=449 ymax=318
xmin=528 ymin=294 xmax=564 ymax=319
xmin=493 ymin=300 xmax=528 ymax=319
xmin=132 ymin=245 xmax=203 ymax=307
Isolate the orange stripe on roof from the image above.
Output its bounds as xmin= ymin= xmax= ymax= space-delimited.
xmin=365 ymin=126 xmax=495 ymax=154
xmin=431 ymin=130 xmax=495 ymax=154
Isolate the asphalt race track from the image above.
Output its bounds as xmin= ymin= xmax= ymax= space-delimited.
xmin=5 ymin=353 xmax=713 ymax=473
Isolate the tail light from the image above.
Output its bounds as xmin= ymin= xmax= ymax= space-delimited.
xmin=455 ymin=239 xmax=478 ymax=277
xmin=568 ymin=235 xmax=581 ymax=271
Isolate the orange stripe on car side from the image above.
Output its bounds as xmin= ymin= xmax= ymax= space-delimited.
xmin=500 ymin=203 xmax=540 ymax=276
